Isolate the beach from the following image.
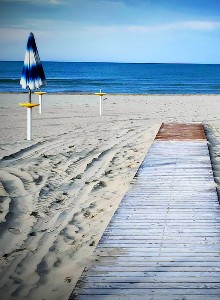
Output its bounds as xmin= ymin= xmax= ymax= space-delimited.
xmin=0 ymin=93 xmax=220 ymax=300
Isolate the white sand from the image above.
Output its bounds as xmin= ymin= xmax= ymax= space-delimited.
xmin=0 ymin=93 xmax=220 ymax=300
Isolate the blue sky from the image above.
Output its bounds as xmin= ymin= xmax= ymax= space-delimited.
xmin=0 ymin=0 xmax=220 ymax=63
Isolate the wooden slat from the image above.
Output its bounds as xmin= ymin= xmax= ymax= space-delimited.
xmin=71 ymin=288 xmax=220 ymax=296
xmin=69 ymin=124 xmax=220 ymax=299
xmin=71 ymin=296 xmax=220 ymax=300
xmin=155 ymin=123 xmax=206 ymax=140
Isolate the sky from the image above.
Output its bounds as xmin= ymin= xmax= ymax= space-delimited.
xmin=0 ymin=0 xmax=220 ymax=63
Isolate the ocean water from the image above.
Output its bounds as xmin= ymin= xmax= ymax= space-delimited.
xmin=0 ymin=61 xmax=220 ymax=94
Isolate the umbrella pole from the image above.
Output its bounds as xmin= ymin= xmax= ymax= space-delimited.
xmin=39 ymin=94 xmax=42 ymax=114
xmin=27 ymin=88 xmax=32 ymax=140
xmin=29 ymin=88 xmax=31 ymax=103
xmin=95 ymin=90 xmax=106 ymax=116
xmin=27 ymin=107 xmax=32 ymax=140
xmin=99 ymin=89 xmax=102 ymax=116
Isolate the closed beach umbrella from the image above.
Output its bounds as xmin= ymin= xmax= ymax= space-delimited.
xmin=19 ymin=32 xmax=46 ymax=140
xmin=20 ymin=32 xmax=46 ymax=102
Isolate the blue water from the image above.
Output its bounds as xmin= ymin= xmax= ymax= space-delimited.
xmin=0 ymin=61 xmax=220 ymax=94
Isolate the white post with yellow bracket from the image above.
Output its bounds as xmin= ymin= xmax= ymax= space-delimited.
xmin=34 ymin=91 xmax=46 ymax=114
xmin=19 ymin=102 xmax=39 ymax=140
xmin=95 ymin=89 xmax=106 ymax=116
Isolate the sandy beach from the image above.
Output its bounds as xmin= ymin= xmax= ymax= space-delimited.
xmin=0 ymin=93 xmax=220 ymax=300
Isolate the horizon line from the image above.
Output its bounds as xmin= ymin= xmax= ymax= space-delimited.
xmin=0 ymin=60 xmax=220 ymax=65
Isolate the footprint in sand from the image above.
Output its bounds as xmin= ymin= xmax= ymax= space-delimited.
xmin=83 ymin=210 xmax=91 ymax=218
xmin=8 ymin=227 xmax=21 ymax=235
xmin=33 ymin=174 xmax=43 ymax=185
xmin=64 ymin=277 xmax=72 ymax=283
xmin=91 ymin=181 xmax=107 ymax=191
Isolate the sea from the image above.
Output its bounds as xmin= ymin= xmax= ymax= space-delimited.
xmin=0 ymin=61 xmax=220 ymax=94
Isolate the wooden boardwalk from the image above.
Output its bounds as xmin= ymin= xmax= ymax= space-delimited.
xmin=70 ymin=124 xmax=220 ymax=300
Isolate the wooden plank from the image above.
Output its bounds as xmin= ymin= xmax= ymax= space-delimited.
xmin=89 ymin=262 xmax=220 ymax=267
xmin=89 ymin=266 xmax=220 ymax=272
xmin=81 ymin=275 xmax=220 ymax=282
xmin=71 ymin=295 xmax=220 ymax=300
xmin=69 ymin=124 xmax=220 ymax=300
xmin=155 ymin=123 xmax=206 ymax=140
xmin=71 ymin=288 xmax=220 ymax=295
xmin=83 ymin=271 xmax=220 ymax=277
xmin=75 ymin=282 xmax=220 ymax=289
xmin=96 ymin=256 xmax=220 ymax=262
xmin=96 ymin=253 xmax=220 ymax=259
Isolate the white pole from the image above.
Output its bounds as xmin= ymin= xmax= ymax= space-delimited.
xmin=99 ymin=89 xmax=102 ymax=116
xmin=27 ymin=108 xmax=32 ymax=141
xmin=39 ymin=95 xmax=42 ymax=114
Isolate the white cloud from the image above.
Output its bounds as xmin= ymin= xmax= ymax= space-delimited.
xmin=0 ymin=28 xmax=45 ymax=42
xmin=128 ymin=21 xmax=220 ymax=33
xmin=179 ymin=21 xmax=220 ymax=30
xmin=84 ymin=25 xmax=120 ymax=34
xmin=1 ymin=0 xmax=65 ymax=4
xmin=48 ymin=0 xmax=65 ymax=5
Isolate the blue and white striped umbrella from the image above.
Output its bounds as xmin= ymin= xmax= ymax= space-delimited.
xmin=20 ymin=32 xmax=46 ymax=94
